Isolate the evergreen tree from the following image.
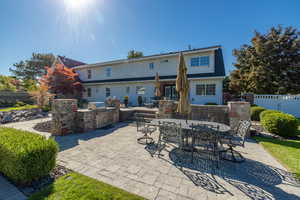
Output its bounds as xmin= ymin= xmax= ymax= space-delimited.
xmin=230 ymin=25 xmax=300 ymax=94
xmin=127 ymin=50 xmax=143 ymax=59
xmin=10 ymin=53 xmax=55 ymax=81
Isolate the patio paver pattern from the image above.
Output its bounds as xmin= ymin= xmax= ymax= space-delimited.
xmin=55 ymin=122 xmax=300 ymax=200
xmin=1 ymin=120 xmax=300 ymax=200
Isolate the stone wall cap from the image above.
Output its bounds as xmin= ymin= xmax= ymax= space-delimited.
xmin=53 ymin=99 xmax=77 ymax=101
xmin=228 ymin=101 xmax=250 ymax=104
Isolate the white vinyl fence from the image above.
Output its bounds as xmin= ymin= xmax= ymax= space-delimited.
xmin=254 ymin=95 xmax=300 ymax=117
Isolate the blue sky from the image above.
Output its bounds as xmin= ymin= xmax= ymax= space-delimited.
xmin=0 ymin=0 xmax=299 ymax=75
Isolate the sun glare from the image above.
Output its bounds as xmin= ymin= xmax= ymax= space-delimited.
xmin=64 ymin=0 xmax=94 ymax=12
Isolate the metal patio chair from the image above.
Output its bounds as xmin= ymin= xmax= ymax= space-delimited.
xmin=136 ymin=116 xmax=156 ymax=144
xmin=157 ymin=121 xmax=182 ymax=157
xmin=220 ymin=120 xmax=251 ymax=162
xmin=191 ymin=124 xmax=221 ymax=167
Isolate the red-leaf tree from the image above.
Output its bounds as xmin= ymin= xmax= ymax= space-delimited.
xmin=40 ymin=64 xmax=84 ymax=98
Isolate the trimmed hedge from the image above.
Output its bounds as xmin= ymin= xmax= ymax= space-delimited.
xmin=259 ymin=110 xmax=283 ymax=121
xmin=251 ymin=106 xmax=266 ymax=121
xmin=261 ymin=113 xmax=299 ymax=137
xmin=0 ymin=128 xmax=59 ymax=185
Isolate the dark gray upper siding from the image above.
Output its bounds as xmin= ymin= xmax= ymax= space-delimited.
xmin=82 ymin=48 xmax=225 ymax=84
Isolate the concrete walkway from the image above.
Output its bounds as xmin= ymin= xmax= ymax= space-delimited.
xmin=0 ymin=176 xmax=26 ymax=200
xmin=1 ymin=119 xmax=300 ymax=200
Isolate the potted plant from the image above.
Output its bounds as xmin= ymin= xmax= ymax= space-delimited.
xmin=124 ymin=96 xmax=129 ymax=107
xmin=137 ymin=96 xmax=143 ymax=106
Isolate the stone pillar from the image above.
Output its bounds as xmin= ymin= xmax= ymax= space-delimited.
xmin=228 ymin=101 xmax=251 ymax=133
xmin=158 ymin=100 xmax=177 ymax=119
xmin=51 ymin=99 xmax=78 ymax=136
xmin=242 ymin=93 xmax=254 ymax=105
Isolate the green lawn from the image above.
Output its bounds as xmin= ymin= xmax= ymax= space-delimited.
xmin=254 ymin=136 xmax=300 ymax=179
xmin=29 ymin=172 xmax=145 ymax=200
xmin=0 ymin=105 xmax=38 ymax=112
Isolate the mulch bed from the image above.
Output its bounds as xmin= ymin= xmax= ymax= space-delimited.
xmin=17 ymin=165 xmax=72 ymax=197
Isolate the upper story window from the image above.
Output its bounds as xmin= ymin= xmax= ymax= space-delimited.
xmin=105 ymin=67 xmax=112 ymax=77
xmin=106 ymin=88 xmax=110 ymax=97
xmin=190 ymin=56 xmax=210 ymax=67
xmin=196 ymin=84 xmax=216 ymax=96
xmin=87 ymin=69 xmax=92 ymax=79
xmin=149 ymin=62 xmax=154 ymax=70
xmin=87 ymin=88 xmax=92 ymax=97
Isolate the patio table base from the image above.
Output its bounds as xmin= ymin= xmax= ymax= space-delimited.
xmin=137 ymin=136 xmax=154 ymax=145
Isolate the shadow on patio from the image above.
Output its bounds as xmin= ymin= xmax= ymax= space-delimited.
xmin=166 ymin=147 xmax=300 ymax=200
xmin=54 ymin=122 xmax=129 ymax=151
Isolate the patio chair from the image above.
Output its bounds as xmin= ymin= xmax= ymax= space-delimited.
xmin=157 ymin=121 xmax=182 ymax=157
xmin=220 ymin=120 xmax=251 ymax=162
xmin=191 ymin=124 xmax=221 ymax=167
xmin=136 ymin=116 xmax=156 ymax=144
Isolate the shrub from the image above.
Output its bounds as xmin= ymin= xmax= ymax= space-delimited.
xmin=261 ymin=113 xmax=298 ymax=137
xmin=14 ymin=101 xmax=26 ymax=107
xmin=251 ymin=106 xmax=266 ymax=121
xmin=0 ymin=128 xmax=59 ymax=185
xmin=259 ymin=110 xmax=283 ymax=121
xmin=205 ymin=102 xmax=218 ymax=105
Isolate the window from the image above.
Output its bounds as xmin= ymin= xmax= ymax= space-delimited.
xmin=126 ymin=86 xmax=130 ymax=94
xmin=206 ymin=84 xmax=216 ymax=95
xmin=190 ymin=56 xmax=210 ymax=67
xmin=149 ymin=62 xmax=154 ymax=70
xmin=200 ymin=56 xmax=209 ymax=66
xmin=191 ymin=57 xmax=200 ymax=67
xmin=105 ymin=68 xmax=112 ymax=77
xmin=87 ymin=69 xmax=92 ymax=79
xmin=87 ymin=88 xmax=92 ymax=97
xmin=196 ymin=84 xmax=216 ymax=96
xmin=160 ymin=59 xmax=168 ymax=63
xmin=105 ymin=88 xmax=110 ymax=97
xmin=196 ymin=84 xmax=206 ymax=95
xmin=136 ymin=86 xmax=145 ymax=95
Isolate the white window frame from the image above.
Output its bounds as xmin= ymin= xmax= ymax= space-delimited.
xmin=105 ymin=88 xmax=111 ymax=97
xmin=149 ymin=62 xmax=154 ymax=70
xmin=87 ymin=88 xmax=92 ymax=97
xmin=196 ymin=84 xmax=216 ymax=96
xmin=190 ymin=56 xmax=210 ymax=67
xmin=105 ymin=67 xmax=112 ymax=77
xmin=126 ymin=86 xmax=130 ymax=94
xmin=87 ymin=69 xmax=92 ymax=79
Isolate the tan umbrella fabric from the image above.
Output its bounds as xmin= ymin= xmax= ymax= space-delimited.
xmin=176 ymin=52 xmax=191 ymax=115
xmin=155 ymin=72 xmax=161 ymax=97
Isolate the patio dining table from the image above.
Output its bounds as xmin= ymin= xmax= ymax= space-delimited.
xmin=150 ymin=118 xmax=231 ymax=133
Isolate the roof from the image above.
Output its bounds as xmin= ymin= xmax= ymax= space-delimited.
xmin=81 ymin=48 xmax=225 ymax=84
xmin=57 ymin=56 xmax=86 ymax=68
xmin=74 ymin=45 xmax=221 ymax=69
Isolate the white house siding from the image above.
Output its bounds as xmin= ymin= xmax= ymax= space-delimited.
xmin=83 ymin=82 xmax=155 ymax=105
xmin=189 ymin=79 xmax=223 ymax=105
xmin=83 ymin=78 xmax=223 ymax=106
xmin=76 ymin=51 xmax=215 ymax=82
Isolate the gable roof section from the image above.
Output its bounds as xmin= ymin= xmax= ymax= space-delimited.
xmin=81 ymin=48 xmax=225 ymax=84
xmin=57 ymin=56 xmax=86 ymax=68
xmin=74 ymin=45 xmax=221 ymax=69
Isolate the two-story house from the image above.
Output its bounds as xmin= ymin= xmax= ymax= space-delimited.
xmin=73 ymin=45 xmax=226 ymax=105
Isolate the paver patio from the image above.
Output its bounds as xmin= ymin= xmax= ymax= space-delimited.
xmin=2 ymin=120 xmax=300 ymax=200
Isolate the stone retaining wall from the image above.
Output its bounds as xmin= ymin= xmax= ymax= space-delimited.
xmin=0 ymin=91 xmax=33 ymax=106
xmin=0 ymin=108 xmax=46 ymax=124
xmin=190 ymin=105 xmax=229 ymax=125
xmin=51 ymin=99 xmax=120 ymax=135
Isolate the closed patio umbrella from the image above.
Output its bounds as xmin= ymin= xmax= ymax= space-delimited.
xmin=155 ymin=72 xmax=161 ymax=97
xmin=176 ymin=52 xmax=191 ymax=119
